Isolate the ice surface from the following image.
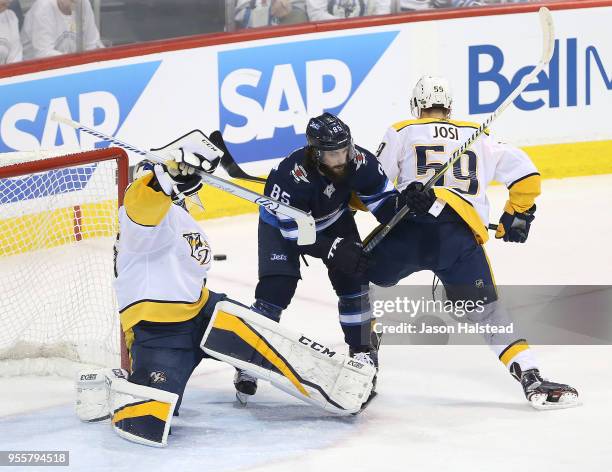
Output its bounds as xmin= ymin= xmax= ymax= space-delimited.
xmin=1 ymin=174 xmax=611 ymax=471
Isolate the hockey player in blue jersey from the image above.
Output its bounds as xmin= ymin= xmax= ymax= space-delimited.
xmin=234 ymin=112 xmax=403 ymax=401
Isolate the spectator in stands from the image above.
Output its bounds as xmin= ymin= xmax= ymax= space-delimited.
xmin=0 ymin=0 xmax=22 ymax=63
xmin=21 ymin=0 xmax=103 ymax=59
xmin=9 ymin=0 xmax=22 ymax=28
xmin=306 ymin=0 xmax=391 ymax=20
xmin=234 ymin=0 xmax=308 ymax=28
xmin=430 ymin=0 xmax=482 ymax=8
xmin=398 ymin=0 xmax=430 ymax=11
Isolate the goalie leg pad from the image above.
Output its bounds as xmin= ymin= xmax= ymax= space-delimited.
xmin=75 ymin=368 xmax=128 ymax=422
xmin=110 ymin=379 xmax=178 ymax=447
xmin=201 ymin=301 xmax=375 ymax=415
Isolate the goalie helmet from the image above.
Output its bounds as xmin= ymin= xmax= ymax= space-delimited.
xmin=410 ymin=76 xmax=453 ymax=118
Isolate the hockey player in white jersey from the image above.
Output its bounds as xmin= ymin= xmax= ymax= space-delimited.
xmin=74 ymin=132 xmax=376 ymax=447
xmin=369 ymin=76 xmax=579 ymax=409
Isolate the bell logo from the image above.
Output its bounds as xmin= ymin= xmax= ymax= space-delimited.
xmin=469 ymin=38 xmax=611 ymax=114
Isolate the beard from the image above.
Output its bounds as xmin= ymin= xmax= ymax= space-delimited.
xmin=318 ymin=162 xmax=352 ymax=184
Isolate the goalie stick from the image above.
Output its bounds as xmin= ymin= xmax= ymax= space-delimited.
xmin=209 ymin=131 xmax=267 ymax=184
xmin=51 ymin=114 xmax=316 ymax=245
xmin=364 ymin=7 xmax=555 ymax=253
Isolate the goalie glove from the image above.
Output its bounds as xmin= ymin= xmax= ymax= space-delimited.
xmin=152 ymin=163 xmax=203 ymax=203
xmin=151 ymin=130 xmax=223 ymax=176
xmin=164 ymin=147 xmax=221 ymax=176
xmin=495 ymin=204 xmax=536 ymax=243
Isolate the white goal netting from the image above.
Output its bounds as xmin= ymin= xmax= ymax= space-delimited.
xmin=0 ymin=148 xmax=128 ymax=376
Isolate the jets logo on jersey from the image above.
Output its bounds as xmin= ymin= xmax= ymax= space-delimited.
xmin=291 ymin=163 xmax=310 ymax=184
xmin=353 ymin=152 xmax=367 ymax=171
xmin=183 ymin=232 xmax=211 ymax=265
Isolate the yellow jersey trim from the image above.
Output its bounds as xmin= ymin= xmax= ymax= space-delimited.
xmin=213 ymin=311 xmax=309 ymax=397
xmin=124 ymin=173 xmax=172 ymax=227
xmin=392 ymin=118 xmax=490 ymax=135
xmin=112 ymin=400 xmax=171 ymax=424
xmin=120 ymin=287 xmax=210 ymax=332
xmin=433 ymin=188 xmax=488 ymax=244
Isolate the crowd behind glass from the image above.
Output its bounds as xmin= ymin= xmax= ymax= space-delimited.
xmin=0 ymin=0 xmax=542 ymax=65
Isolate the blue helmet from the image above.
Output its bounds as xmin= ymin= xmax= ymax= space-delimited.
xmin=306 ymin=112 xmax=353 ymax=160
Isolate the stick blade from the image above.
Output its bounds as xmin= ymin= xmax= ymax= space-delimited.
xmin=538 ymin=7 xmax=555 ymax=64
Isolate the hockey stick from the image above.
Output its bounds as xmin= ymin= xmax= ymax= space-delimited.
xmin=51 ymin=113 xmax=316 ymax=246
xmin=209 ymin=131 xmax=267 ymax=184
xmin=364 ymin=7 xmax=554 ymax=254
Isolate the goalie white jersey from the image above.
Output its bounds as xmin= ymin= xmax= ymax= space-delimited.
xmin=114 ymin=172 xmax=212 ymax=333
xmin=377 ymin=118 xmax=541 ymax=243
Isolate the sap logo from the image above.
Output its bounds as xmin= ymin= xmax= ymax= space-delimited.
xmin=298 ymin=336 xmax=336 ymax=357
xmin=469 ymin=38 xmax=611 ymax=113
xmin=0 ymin=61 xmax=160 ymax=152
xmin=218 ymin=32 xmax=398 ymax=163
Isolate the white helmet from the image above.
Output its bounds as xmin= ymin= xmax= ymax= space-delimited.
xmin=410 ymin=76 xmax=452 ymax=118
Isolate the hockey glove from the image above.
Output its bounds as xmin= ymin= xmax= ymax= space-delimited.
xmin=165 ymin=148 xmax=220 ymax=176
xmin=325 ymin=237 xmax=370 ymax=274
xmin=495 ymin=204 xmax=536 ymax=243
xmin=153 ymin=163 xmax=203 ymax=203
xmin=399 ymin=182 xmax=436 ymax=216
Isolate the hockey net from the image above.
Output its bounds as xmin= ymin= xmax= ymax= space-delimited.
xmin=0 ymin=148 xmax=129 ymax=376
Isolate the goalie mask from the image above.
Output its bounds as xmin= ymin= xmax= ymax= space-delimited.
xmin=411 ymin=76 xmax=453 ymax=118
xmin=305 ymin=112 xmax=356 ymax=183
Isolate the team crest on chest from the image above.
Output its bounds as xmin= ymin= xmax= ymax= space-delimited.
xmin=183 ymin=232 xmax=211 ymax=265
xmin=353 ymin=152 xmax=366 ymax=170
xmin=291 ymin=163 xmax=310 ymax=183
xmin=323 ymin=183 xmax=336 ymax=198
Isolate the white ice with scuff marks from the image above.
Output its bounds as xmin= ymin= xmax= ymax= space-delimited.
xmin=1 ymin=174 xmax=611 ymax=472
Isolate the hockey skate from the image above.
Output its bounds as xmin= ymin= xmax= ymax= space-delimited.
xmin=349 ymin=348 xmax=379 ymax=412
xmin=234 ymin=368 xmax=258 ymax=406
xmin=511 ymin=363 xmax=579 ymax=410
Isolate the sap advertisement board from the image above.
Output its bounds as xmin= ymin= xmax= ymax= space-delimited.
xmin=0 ymin=6 xmax=609 ymax=170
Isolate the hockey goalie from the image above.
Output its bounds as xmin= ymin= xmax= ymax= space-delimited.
xmin=75 ymin=132 xmax=376 ymax=447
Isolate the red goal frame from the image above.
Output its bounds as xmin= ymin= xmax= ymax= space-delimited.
xmin=0 ymin=147 xmax=130 ymax=370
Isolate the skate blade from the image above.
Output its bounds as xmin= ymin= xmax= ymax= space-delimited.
xmin=235 ymin=391 xmax=250 ymax=406
xmin=529 ymin=392 xmax=580 ymax=410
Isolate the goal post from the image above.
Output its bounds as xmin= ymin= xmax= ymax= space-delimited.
xmin=0 ymin=147 xmax=129 ymax=376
